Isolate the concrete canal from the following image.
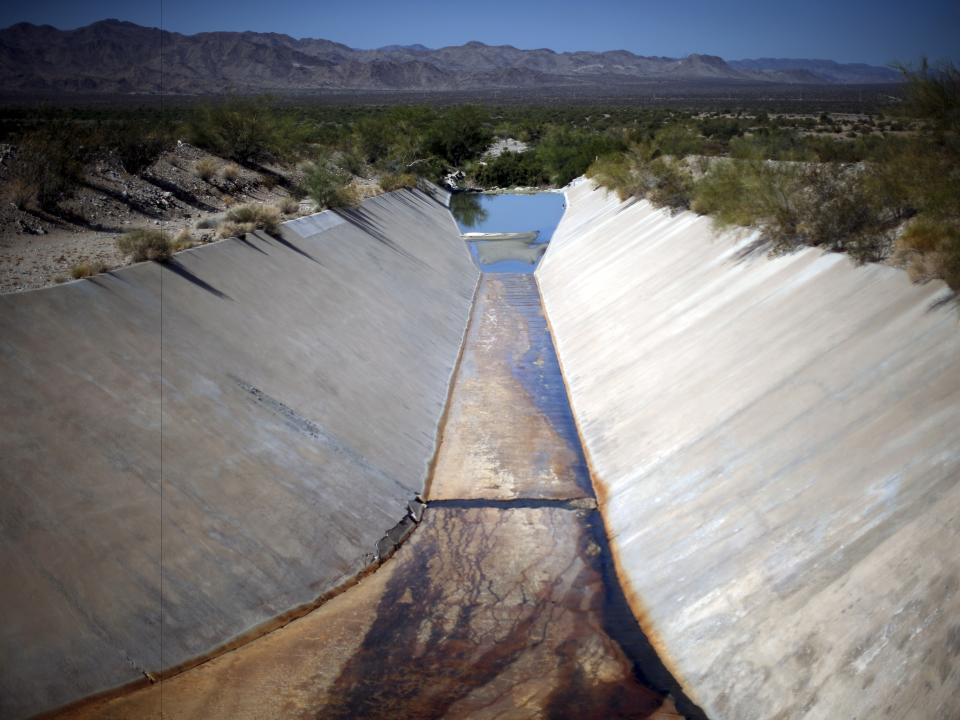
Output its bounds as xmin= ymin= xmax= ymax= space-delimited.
xmin=57 ymin=193 xmax=698 ymax=719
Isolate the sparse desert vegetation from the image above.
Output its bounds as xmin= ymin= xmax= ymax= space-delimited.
xmin=217 ymin=203 xmax=282 ymax=238
xmin=70 ymin=259 xmax=108 ymax=279
xmin=116 ymin=228 xmax=172 ymax=262
xmin=0 ymin=64 xmax=955 ymax=293
xmin=587 ymin=61 xmax=960 ymax=291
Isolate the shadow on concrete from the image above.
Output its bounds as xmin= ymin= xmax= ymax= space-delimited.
xmin=163 ymin=259 xmax=233 ymax=301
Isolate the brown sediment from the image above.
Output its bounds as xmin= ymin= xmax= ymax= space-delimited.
xmin=56 ymin=507 xmax=676 ymax=720
xmin=535 ymin=271 xmax=709 ymax=719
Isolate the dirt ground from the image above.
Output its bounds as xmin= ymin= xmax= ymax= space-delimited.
xmin=0 ymin=142 xmax=309 ymax=293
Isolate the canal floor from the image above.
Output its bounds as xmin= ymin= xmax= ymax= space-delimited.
xmin=59 ymin=275 xmax=683 ymax=720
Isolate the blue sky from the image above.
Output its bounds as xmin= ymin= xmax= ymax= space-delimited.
xmin=2 ymin=0 xmax=957 ymax=65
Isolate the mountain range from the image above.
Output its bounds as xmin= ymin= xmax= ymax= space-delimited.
xmin=0 ymin=19 xmax=902 ymax=95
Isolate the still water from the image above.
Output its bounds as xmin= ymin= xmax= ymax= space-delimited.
xmin=451 ymin=192 xmax=566 ymax=273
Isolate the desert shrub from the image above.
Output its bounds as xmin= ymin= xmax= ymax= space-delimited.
xmin=425 ymin=105 xmax=492 ymax=167
xmin=586 ymin=153 xmax=634 ymax=200
xmin=219 ymin=203 xmax=281 ymax=238
xmin=787 ymin=166 xmax=892 ymax=262
xmin=8 ymin=178 xmax=36 ymax=210
xmin=10 ymin=124 xmax=86 ymax=209
xmin=588 ymin=144 xmax=692 ymax=211
xmin=109 ymin=120 xmax=174 ymax=174
xmin=186 ymin=98 xmax=306 ymax=164
xmin=730 ymin=130 xmax=817 ymax=162
xmin=895 ymin=217 xmax=960 ymax=289
xmin=117 ymin=229 xmax=172 ymax=262
xmin=473 ymin=151 xmax=548 ymax=188
xmin=653 ymin=124 xmax=705 ymax=158
xmin=646 ymin=157 xmax=695 ymax=211
xmin=355 ymin=115 xmax=399 ymax=165
xmin=196 ymin=215 xmax=223 ymax=229
xmin=898 ymin=59 xmax=960 ymax=134
xmin=303 ymin=162 xmax=357 ymax=209
xmin=172 ymin=228 xmax=195 ymax=251
xmin=277 ymin=197 xmax=300 ymax=215
xmin=378 ymin=172 xmax=418 ymax=192
xmin=195 ymin=158 xmax=219 ymax=181
xmin=694 ymin=159 xmax=892 ymax=261
xmin=221 ymin=163 xmax=240 ymax=181
xmin=537 ymin=127 xmax=625 ymax=186
xmin=71 ymin=260 xmax=108 ymax=279
xmin=691 ymin=158 xmax=762 ymax=226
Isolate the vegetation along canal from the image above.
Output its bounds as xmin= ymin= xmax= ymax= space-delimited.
xmin=58 ymin=193 xmax=705 ymax=720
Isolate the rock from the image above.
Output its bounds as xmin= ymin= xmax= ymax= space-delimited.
xmin=407 ymin=498 xmax=426 ymax=523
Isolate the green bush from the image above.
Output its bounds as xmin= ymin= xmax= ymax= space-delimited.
xmin=898 ymin=59 xmax=960 ymax=134
xmin=117 ymin=229 xmax=173 ymax=262
xmin=537 ymin=127 xmax=625 ymax=186
xmin=588 ymin=144 xmax=692 ymax=211
xmin=425 ymin=106 xmax=492 ymax=167
xmin=187 ymin=98 xmax=306 ymax=165
xmin=303 ymin=162 xmax=358 ymax=210
xmin=109 ymin=120 xmax=175 ymax=174
xmin=379 ymin=173 xmax=418 ymax=192
xmin=473 ymin=151 xmax=548 ymax=188
xmin=653 ymin=124 xmax=705 ymax=158
xmin=586 ymin=153 xmax=634 ymax=200
xmin=646 ymin=157 xmax=695 ymax=211
xmin=10 ymin=124 xmax=86 ymax=210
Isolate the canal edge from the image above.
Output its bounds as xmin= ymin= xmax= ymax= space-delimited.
xmin=533 ymin=271 xmax=710 ymax=720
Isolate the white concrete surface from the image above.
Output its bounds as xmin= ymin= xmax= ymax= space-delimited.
xmin=537 ymin=181 xmax=960 ymax=720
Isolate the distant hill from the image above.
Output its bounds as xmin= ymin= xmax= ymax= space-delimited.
xmin=729 ymin=58 xmax=901 ymax=84
xmin=0 ymin=19 xmax=903 ymax=95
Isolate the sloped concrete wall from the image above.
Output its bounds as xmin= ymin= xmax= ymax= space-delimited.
xmin=0 ymin=188 xmax=478 ymax=719
xmin=537 ymin=181 xmax=960 ymax=720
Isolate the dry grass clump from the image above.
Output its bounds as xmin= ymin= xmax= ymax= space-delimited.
xmin=116 ymin=228 xmax=172 ymax=262
xmin=8 ymin=178 xmax=37 ymax=210
xmin=894 ymin=217 xmax=960 ymax=288
xmin=221 ymin=163 xmax=241 ymax=181
xmin=378 ymin=173 xmax=417 ymax=192
xmin=70 ymin=259 xmax=109 ymax=279
xmin=277 ymin=197 xmax=300 ymax=215
xmin=217 ymin=203 xmax=281 ymax=238
xmin=172 ymin=228 xmax=196 ymax=251
xmin=195 ymin=158 xmax=219 ymax=181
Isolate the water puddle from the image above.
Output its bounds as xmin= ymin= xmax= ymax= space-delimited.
xmin=452 ymin=192 xmax=565 ymax=272
xmin=429 ymin=275 xmax=590 ymax=500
